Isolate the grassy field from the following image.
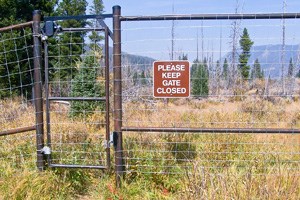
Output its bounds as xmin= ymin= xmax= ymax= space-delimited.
xmin=0 ymin=95 xmax=300 ymax=199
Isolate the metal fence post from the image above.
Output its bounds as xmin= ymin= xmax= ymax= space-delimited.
xmin=105 ymin=27 xmax=111 ymax=169
xmin=33 ymin=10 xmax=45 ymax=171
xmin=113 ymin=5 xmax=124 ymax=187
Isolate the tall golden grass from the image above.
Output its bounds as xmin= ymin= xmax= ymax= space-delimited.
xmin=0 ymin=95 xmax=299 ymax=199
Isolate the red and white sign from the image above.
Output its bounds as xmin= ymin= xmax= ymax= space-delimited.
xmin=153 ymin=60 xmax=190 ymax=98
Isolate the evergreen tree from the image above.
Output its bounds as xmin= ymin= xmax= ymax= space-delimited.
xmin=192 ymin=61 xmax=209 ymax=97
xmin=222 ymin=58 xmax=228 ymax=79
xmin=133 ymin=71 xmax=138 ymax=86
xmin=140 ymin=70 xmax=147 ymax=85
xmin=69 ymin=51 xmax=104 ymax=117
xmin=89 ymin=0 xmax=104 ymax=52
xmin=0 ymin=0 xmax=57 ymax=98
xmin=252 ymin=58 xmax=264 ymax=79
xmin=53 ymin=0 xmax=88 ymax=80
xmin=238 ymin=28 xmax=254 ymax=80
xmin=0 ymin=0 xmax=57 ymax=27
xmin=287 ymin=57 xmax=294 ymax=77
xmin=216 ymin=60 xmax=221 ymax=77
xmin=178 ymin=53 xmax=188 ymax=60
xmin=297 ymin=69 xmax=300 ymax=78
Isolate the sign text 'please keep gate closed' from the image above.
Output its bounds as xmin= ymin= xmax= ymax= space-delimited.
xmin=153 ymin=61 xmax=190 ymax=98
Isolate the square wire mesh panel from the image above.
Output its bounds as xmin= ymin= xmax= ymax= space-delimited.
xmin=119 ymin=17 xmax=300 ymax=176
xmin=46 ymin=23 xmax=109 ymax=167
xmin=0 ymin=23 xmax=37 ymax=170
xmin=0 ymin=24 xmax=35 ymax=132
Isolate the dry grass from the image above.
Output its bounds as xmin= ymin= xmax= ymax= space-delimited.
xmin=0 ymin=95 xmax=300 ymax=199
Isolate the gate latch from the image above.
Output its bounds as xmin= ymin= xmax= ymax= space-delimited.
xmin=104 ymin=132 xmax=118 ymax=149
xmin=41 ymin=146 xmax=51 ymax=155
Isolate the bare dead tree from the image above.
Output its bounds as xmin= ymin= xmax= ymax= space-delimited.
xmin=196 ymin=28 xmax=199 ymax=62
xmin=201 ymin=21 xmax=204 ymax=61
xmin=170 ymin=4 xmax=175 ymax=61
xmin=228 ymin=0 xmax=243 ymax=90
xmin=281 ymin=0 xmax=287 ymax=95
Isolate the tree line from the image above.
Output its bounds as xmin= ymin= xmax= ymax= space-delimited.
xmin=185 ymin=28 xmax=300 ymax=97
xmin=0 ymin=0 xmax=104 ymax=101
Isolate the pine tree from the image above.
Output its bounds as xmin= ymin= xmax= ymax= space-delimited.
xmin=178 ymin=53 xmax=188 ymax=60
xmin=287 ymin=57 xmax=294 ymax=77
xmin=222 ymin=58 xmax=228 ymax=80
xmin=252 ymin=58 xmax=263 ymax=79
xmin=133 ymin=71 xmax=138 ymax=86
xmin=53 ymin=0 xmax=88 ymax=80
xmin=239 ymin=28 xmax=254 ymax=80
xmin=0 ymin=0 xmax=57 ymax=98
xmin=215 ymin=60 xmax=221 ymax=93
xmin=89 ymin=0 xmax=104 ymax=52
xmin=192 ymin=61 xmax=209 ymax=97
xmin=297 ymin=71 xmax=300 ymax=78
xmin=140 ymin=70 xmax=147 ymax=85
xmin=216 ymin=60 xmax=221 ymax=80
xmin=69 ymin=51 xmax=104 ymax=117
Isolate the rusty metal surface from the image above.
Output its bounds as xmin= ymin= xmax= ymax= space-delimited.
xmin=0 ymin=21 xmax=33 ymax=32
xmin=33 ymin=10 xmax=45 ymax=171
xmin=0 ymin=126 xmax=36 ymax=137
xmin=113 ymin=5 xmax=124 ymax=187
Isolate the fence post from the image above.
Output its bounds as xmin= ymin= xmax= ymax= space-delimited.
xmin=32 ymin=10 xmax=45 ymax=171
xmin=113 ymin=5 xmax=124 ymax=187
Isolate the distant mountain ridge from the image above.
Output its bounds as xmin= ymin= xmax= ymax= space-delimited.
xmin=101 ymin=44 xmax=300 ymax=77
xmin=248 ymin=44 xmax=300 ymax=77
xmin=105 ymin=46 xmax=155 ymax=72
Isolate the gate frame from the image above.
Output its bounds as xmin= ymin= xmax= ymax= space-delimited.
xmin=43 ymin=13 xmax=114 ymax=170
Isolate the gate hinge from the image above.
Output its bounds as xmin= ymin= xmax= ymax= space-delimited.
xmin=41 ymin=146 xmax=51 ymax=155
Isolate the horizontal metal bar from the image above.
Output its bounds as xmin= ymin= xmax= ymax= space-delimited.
xmin=0 ymin=126 xmax=36 ymax=137
xmin=120 ymin=13 xmax=300 ymax=21
xmin=62 ymin=27 xmax=105 ymax=32
xmin=44 ymin=14 xmax=113 ymax=21
xmin=49 ymin=164 xmax=106 ymax=169
xmin=122 ymin=127 xmax=300 ymax=134
xmin=0 ymin=21 xmax=33 ymax=32
xmin=48 ymin=97 xmax=106 ymax=101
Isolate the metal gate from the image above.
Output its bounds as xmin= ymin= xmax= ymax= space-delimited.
xmin=42 ymin=14 xmax=113 ymax=169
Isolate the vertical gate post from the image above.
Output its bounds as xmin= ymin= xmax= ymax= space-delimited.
xmin=105 ymin=27 xmax=111 ymax=169
xmin=113 ymin=5 xmax=124 ymax=187
xmin=33 ymin=10 xmax=45 ymax=171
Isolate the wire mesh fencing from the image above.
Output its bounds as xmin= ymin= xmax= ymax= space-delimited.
xmin=0 ymin=22 xmax=37 ymax=170
xmin=45 ymin=20 xmax=110 ymax=168
xmin=119 ymin=16 xmax=300 ymax=177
